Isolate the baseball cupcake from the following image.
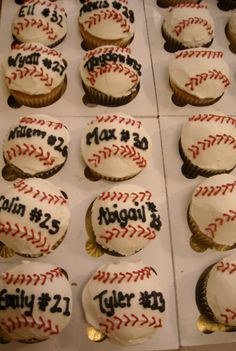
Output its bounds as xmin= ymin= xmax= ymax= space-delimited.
xmin=78 ymin=0 xmax=134 ymax=49
xmin=12 ymin=0 xmax=67 ymax=47
xmin=188 ymin=174 xmax=236 ymax=252
xmin=2 ymin=114 xmax=70 ymax=180
xmin=196 ymin=253 xmax=236 ymax=333
xmin=80 ymin=46 xmax=141 ymax=106
xmin=169 ymin=48 xmax=230 ymax=107
xmin=81 ymin=113 xmax=151 ymax=181
xmin=86 ymin=184 xmax=162 ymax=257
xmin=179 ymin=113 xmax=236 ymax=178
xmin=0 ymin=261 xmax=72 ymax=343
xmin=4 ymin=42 xmax=67 ymax=107
xmin=0 ymin=178 xmax=70 ymax=258
xmin=82 ymin=260 xmax=165 ymax=345
xmin=225 ymin=10 xmax=236 ymax=53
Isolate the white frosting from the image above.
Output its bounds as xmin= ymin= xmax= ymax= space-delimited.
xmin=91 ymin=184 xmax=161 ymax=256
xmin=228 ymin=11 xmax=236 ymax=36
xmin=79 ymin=1 xmax=134 ymax=42
xmin=82 ymin=260 xmax=165 ymax=345
xmin=0 ymin=178 xmax=70 ymax=256
xmin=81 ymin=113 xmax=151 ymax=179
xmin=169 ymin=48 xmax=230 ymax=99
xmin=3 ymin=114 xmax=70 ymax=176
xmin=12 ymin=0 xmax=67 ymax=46
xmin=80 ymin=45 xmax=141 ymax=98
xmin=163 ymin=3 xmax=214 ymax=47
xmin=206 ymin=254 xmax=236 ymax=326
xmin=181 ymin=113 xmax=236 ymax=171
xmin=189 ymin=174 xmax=236 ymax=246
xmin=0 ymin=261 xmax=72 ymax=341
xmin=4 ymin=42 xmax=67 ymax=95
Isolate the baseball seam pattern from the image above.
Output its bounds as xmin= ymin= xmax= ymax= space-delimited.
xmin=1 ymin=315 xmax=59 ymax=335
xmin=194 ymin=181 xmax=236 ymax=197
xmin=11 ymin=43 xmax=62 ymax=57
xmin=98 ymin=190 xmax=152 ymax=202
xmin=99 ymin=314 xmax=162 ymax=333
xmin=188 ymin=134 xmax=236 ymax=159
xmin=25 ymin=0 xmax=66 ymax=13
xmin=88 ymin=144 xmax=146 ymax=168
xmin=20 ymin=116 xmax=64 ymax=130
xmin=175 ymin=50 xmax=223 ymax=59
xmin=173 ymin=17 xmax=213 ymax=37
xmin=100 ymin=225 xmax=156 ymax=243
xmin=216 ymin=260 xmax=236 ymax=273
xmin=13 ymin=180 xmax=67 ymax=205
xmin=220 ymin=309 xmax=236 ymax=325
xmin=84 ymin=46 xmax=131 ymax=60
xmin=13 ymin=19 xmax=58 ymax=41
xmin=83 ymin=9 xmax=131 ymax=33
xmin=86 ymin=63 xmax=139 ymax=86
xmin=189 ymin=114 xmax=236 ymax=126
xmin=170 ymin=3 xmax=208 ymax=10
xmin=185 ymin=69 xmax=230 ymax=91
xmin=5 ymin=65 xmax=53 ymax=87
xmin=204 ymin=210 xmax=236 ymax=238
xmin=90 ymin=114 xmax=142 ymax=129
xmin=2 ymin=267 xmax=63 ymax=285
xmin=5 ymin=143 xmax=55 ymax=166
xmin=0 ymin=221 xmax=50 ymax=253
xmin=92 ymin=266 xmax=153 ymax=283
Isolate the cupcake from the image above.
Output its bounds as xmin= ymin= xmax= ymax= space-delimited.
xmin=169 ymin=48 xmax=230 ymax=107
xmin=82 ymin=260 xmax=165 ymax=345
xmin=225 ymin=10 xmax=236 ymax=53
xmin=81 ymin=113 xmax=151 ymax=181
xmin=217 ymin=0 xmax=236 ymax=10
xmin=78 ymin=0 xmax=134 ymax=50
xmin=188 ymin=174 xmax=236 ymax=252
xmin=12 ymin=0 xmax=67 ymax=48
xmin=86 ymin=184 xmax=162 ymax=257
xmin=2 ymin=114 xmax=70 ymax=180
xmin=80 ymin=45 xmax=141 ymax=106
xmin=0 ymin=261 xmax=72 ymax=343
xmin=162 ymin=3 xmax=214 ymax=53
xmin=179 ymin=113 xmax=236 ymax=179
xmin=4 ymin=42 xmax=67 ymax=107
xmin=157 ymin=0 xmax=200 ymax=8
xmin=196 ymin=253 xmax=236 ymax=332
xmin=0 ymin=178 xmax=70 ymax=258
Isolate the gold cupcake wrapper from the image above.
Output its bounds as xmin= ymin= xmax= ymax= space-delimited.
xmin=84 ymin=165 xmax=140 ymax=182
xmin=87 ymin=326 xmax=106 ymax=342
xmin=225 ymin=23 xmax=236 ymax=54
xmin=0 ymin=243 xmax=15 ymax=258
xmin=156 ymin=0 xmax=200 ymax=8
xmin=217 ymin=0 xmax=236 ymax=10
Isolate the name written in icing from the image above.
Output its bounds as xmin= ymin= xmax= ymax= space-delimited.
xmin=0 ymin=196 xmax=25 ymax=217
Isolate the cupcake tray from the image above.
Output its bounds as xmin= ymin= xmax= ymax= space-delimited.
xmin=0 ymin=0 xmax=158 ymax=118
xmin=144 ymin=0 xmax=236 ymax=117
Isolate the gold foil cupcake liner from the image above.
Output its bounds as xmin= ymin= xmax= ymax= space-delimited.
xmin=225 ymin=23 xmax=236 ymax=54
xmin=84 ymin=165 xmax=140 ymax=182
xmin=217 ymin=0 xmax=236 ymax=10
xmin=156 ymin=0 xmax=199 ymax=7
xmin=87 ymin=326 xmax=106 ymax=342
xmin=0 ymin=327 xmax=12 ymax=344
xmin=0 ymin=243 xmax=15 ymax=258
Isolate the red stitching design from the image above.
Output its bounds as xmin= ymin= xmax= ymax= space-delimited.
xmin=98 ymin=190 xmax=152 ymax=202
xmin=0 ymin=221 xmax=50 ymax=253
xmin=189 ymin=114 xmax=236 ymax=127
xmin=88 ymin=144 xmax=146 ymax=168
xmin=92 ymin=266 xmax=153 ymax=283
xmin=86 ymin=63 xmax=139 ymax=86
xmin=185 ymin=70 xmax=230 ymax=91
xmin=220 ymin=309 xmax=236 ymax=325
xmin=13 ymin=18 xmax=58 ymax=41
xmin=13 ymin=180 xmax=68 ymax=205
xmin=173 ymin=17 xmax=213 ymax=37
xmin=204 ymin=210 xmax=236 ymax=238
xmin=188 ymin=134 xmax=236 ymax=159
xmin=1 ymin=315 xmax=59 ymax=335
xmin=20 ymin=116 xmax=64 ymax=130
xmin=194 ymin=181 xmax=236 ymax=197
xmin=100 ymin=225 xmax=156 ymax=243
xmin=99 ymin=314 xmax=162 ymax=333
xmin=2 ymin=267 xmax=63 ymax=285
xmin=11 ymin=43 xmax=62 ymax=57
xmin=216 ymin=260 xmax=236 ymax=274
xmin=175 ymin=50 xmax=223 ymax=59
xmin=5 ymin=65 xmax=53 ymax=87
xmin=24 ymin=0 xmax=66 ymax=13
xmin=90 ymin=114 xmax=141 ymax=129
xmin=84 ymin=46 xmax=131 ymax=60
xmin=5 ymin=143 xmax=55 ymax=166
xmin=169 ymin=3 xmax=208 ymax=10
xmin=84 ymin=9 xmax=130 ymax=33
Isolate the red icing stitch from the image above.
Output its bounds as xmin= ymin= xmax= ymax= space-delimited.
xmin=5 ymin=143 xmax=55 ymax=166
xmin=5 ymin=65 xmax=53 ymax=87
xmin=84 ymin=46 xmax=131 ymax=60
xmin=86 ymin=63 xmax=139 ymax=86
xmin=175 ymin=50 xmax=223 ymax=59
xmin=84 ymin=9 xmax=130 ymax=33
xmin=13 ymin=180 xmax=67 ymax=205
xmin=98 ymin=190 xmax=151 ymax=203
xmin=88 ymin=144 xmax=146 ymax=168
xmin=188 ymin=134 xmax=236 ymax=159
xmin=216 ymin=260 xmax=236 ymax=274
xmin=99 ymin=314 xmax=162 ymax=333
xmin=13 ymin=18 xmax=58 ymax=41
xmin=90 ymin=114 xmax=141 ymax=129
xmin=92 ymin=266 xmax=153 ymax=283
xmin=100 ymin=225 xmax=156 ymax=243
xmin=204 ymin=210 xmax=236 ymax=238
xmin=185 ymin=70 xmax=230 ymax=91
xmin=11 ymin=43 xmax=62 ymax=57
xmin=189 ymin=114 xmax=236 ymax=126
xmin=194 ymin=181 xmax=236 ymax=197
xmin=24 ymin=0 xmax=66 ymax=13
xmin=0 ymin=221 xmax=50 ymax=253
xmin=20 ymin=116 xmax=64 ymax=130
xmin=173 ymin=17 xmax=213 ymax=37
xmin=169 ymin=3 xmax=208 ymax=10
xmin=2 ymin=267 xmax=63 ymax=285
xmin=220 ymin=309 xmax=236 ymax=325
xmin=1 ymin=315 xmax=59 ymax=335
